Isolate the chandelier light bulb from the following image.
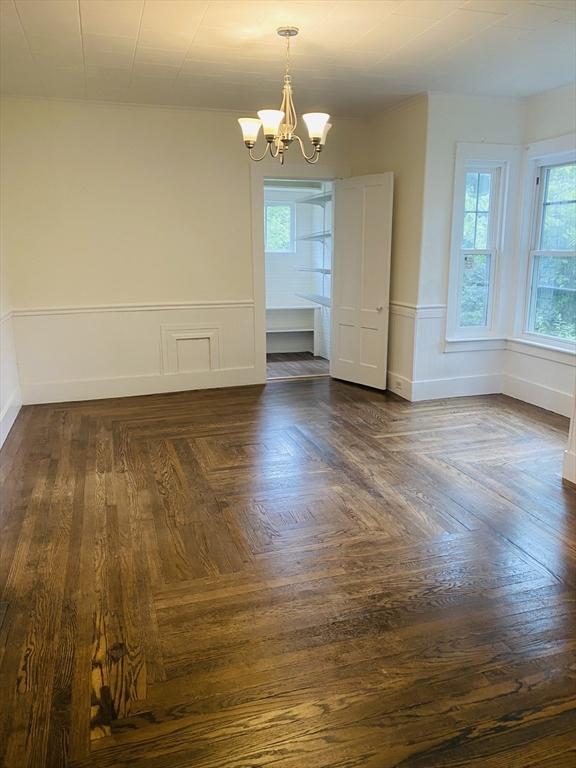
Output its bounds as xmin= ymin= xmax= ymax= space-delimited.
xmin=238 ymin=117 xmax=262 ymax=147
xmin=302 ymin=113 xmax=330 ymax=143
xmin=257 ymin=110 xmax=285 ymax=139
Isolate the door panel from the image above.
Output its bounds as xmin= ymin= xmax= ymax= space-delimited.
xmin=331 ymin=173 xmax=393 ymax=389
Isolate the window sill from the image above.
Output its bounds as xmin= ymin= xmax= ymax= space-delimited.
xmin=444 ymin=337 xmax=506 ymax=353
xmin=444 ymin=335 xmax=575 ymax=365
xmin=507 ymin=337 xmax=575 ymax=365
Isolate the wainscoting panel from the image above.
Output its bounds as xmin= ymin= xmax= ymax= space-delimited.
xmin=388 ymin=301 xmax=574 ymax=415
xmin=502 ymin=345 xmax=574 ymax=417
xmin=12 ymin=301 xmax=261 ymax=404
xmin=0 ymin=313 xmax=22 ymax=446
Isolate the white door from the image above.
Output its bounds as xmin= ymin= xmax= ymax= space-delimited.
xmin=330 ymin=173 xmax=393 ymax=389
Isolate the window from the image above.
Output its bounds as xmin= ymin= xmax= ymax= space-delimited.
xmin=265 ymin=202 xmax=294 ymax=252
xmin=447 ymin=143 xmax=520 ymax=346
xmin=457 ymin=166 xmax=500 ymax=328
xmin=527 ymin=162 xmax=576 ymax=343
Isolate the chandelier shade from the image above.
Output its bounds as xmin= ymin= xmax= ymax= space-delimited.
xmin=257 ymin=109 xmax=284 ymax=138
xmin=302 ymin=113 xmax=330 ymax=143
xmin=237 ymin=117 xmax=262 ymax=146
xmin=238 ymin=27 xmax=331 ymax=165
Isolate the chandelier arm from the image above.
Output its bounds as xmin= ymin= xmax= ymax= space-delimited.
xmin=269 ymin=142 xmax=281 ymax=158
xmin=248 ymin=143 xmax=271 ymax=162
xmin=303 ymin=151 xmax=321 ymax=164
xmin=294 ymin=134 xmax=320 ymax=163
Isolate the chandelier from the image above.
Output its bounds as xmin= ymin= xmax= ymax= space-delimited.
xmin=238 ymin=27 xmax=331 ymax=165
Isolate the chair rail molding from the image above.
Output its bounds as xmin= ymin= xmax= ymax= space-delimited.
xmin=389 ymin=302 xmax=446 ymax=320
xmin=11 ymin=299 xmax=255 ymax=316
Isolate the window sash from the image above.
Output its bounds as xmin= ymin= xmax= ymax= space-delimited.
xmin=525 ymin=160 xmax=576 ymax=343
xmin=456 ymin=166 xmax=501 ymax=329
xmin=457 ymin=249 xmax=494 ymax=328
xmin=526 ymin=249 xmax=576 ymax=343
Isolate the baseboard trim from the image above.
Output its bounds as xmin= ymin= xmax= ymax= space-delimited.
xmin=501 ymin=373 xmax=572 ymax=417
xmin=411 ymin=373 xmax=501 ymax=401
xmin=386 ymin=371 xmax=413 ymax=400
xmin=0 ymin=388 xmax=22 ymax=448
xmin=385 ymin=370 xmax=572 ymax=417
xmin=388 ymin=372 xmax=500 ymax=403
xmin=563 ymin=450 xmax=576 ymax=486
xmin=22 ymin=367 xmax=264 ymax=405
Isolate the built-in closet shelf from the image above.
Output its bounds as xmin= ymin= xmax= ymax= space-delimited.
xmin=297 ymin=267 xmax=331 ymax=274
xmin=266 ymin=306 xmax=317 ymax=335
xmin=297 ymin=292 xmax=332 ymax=308
xmin=296 ymin=231 xmax=332 ymax=242
xmin=297 ymin=192 xmax=332 ymax=207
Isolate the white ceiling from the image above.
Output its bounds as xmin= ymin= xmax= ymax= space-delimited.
xmin=1 ymin=0 xmax=574 ymax=117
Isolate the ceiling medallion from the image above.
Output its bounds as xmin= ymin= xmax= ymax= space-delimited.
xmin=238 ymin=27 xmax=331 ymax=165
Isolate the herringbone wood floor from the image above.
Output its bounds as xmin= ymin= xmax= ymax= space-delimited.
xmin=0 ymin=379 xmax=575 ymax=767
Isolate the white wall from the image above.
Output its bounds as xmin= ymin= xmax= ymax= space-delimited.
xmin=524 ymin=83 xmax=576 ymax=144
xmin=1 ymin=89 xmax=572 ymax=416
xmin=382 ymin=89 xmax=575 ymax=415
xmin=419 ymin=93 xmax=525 ymax=307
xmin=0 ymin=116 xmax=22 ymax=446
xmin=354 ymin=95 xmax=428 ymax=308
xmin=0 ymin=315 xmax=21 ymax=447
xmin=403 ymin=93 xmax=524 ymax=400
xmin=352 ymin=95 xmax=428 ymax=393
xmin=0 ymin=96 xmax=361 ymax=403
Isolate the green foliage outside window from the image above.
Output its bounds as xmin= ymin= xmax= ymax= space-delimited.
xmin=530 ymin=163 xmax=576 ymax=342
xmin=531 ymin=255 xmax=576 ymax=341
xmin=462 ymin=172 xmax=491 ymax=250
xmin=265 ymin=204 xmax=293 ymax=252
xmin=460 ymin=171 xmax=493 ymax=327
xmin=459 ymin=254 xmax=490 ymax=327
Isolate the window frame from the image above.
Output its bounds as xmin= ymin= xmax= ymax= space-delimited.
xmin=446 ymin=143 xmax=520 ymax=344
xmin=525 ymin=161 xmax=575 ymax=346
xmin=264 ymin=201 xmax=296 ymax=254
xmin=458 ymin=165 xmax=501 ymax=329
xmin=513 ymin=140 xmax=576 ymax=353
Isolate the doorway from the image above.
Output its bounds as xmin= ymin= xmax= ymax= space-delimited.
xmin=264 ymin=178 xmax=333 ymax=380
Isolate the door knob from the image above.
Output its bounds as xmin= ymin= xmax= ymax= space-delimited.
xmin=376 ymin=305 xmax=383 ymax=312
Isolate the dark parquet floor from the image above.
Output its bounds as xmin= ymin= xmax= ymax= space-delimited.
xmin=0 ymin=378 xmax=575 ymax=767
xmin=266 ymin=352 xmax=330 ymax=379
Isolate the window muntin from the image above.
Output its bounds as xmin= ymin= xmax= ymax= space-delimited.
xmin=457 ymin=167 xmax=500 ymax=329
xmin=264 ymin=202 xmax=294 ymax=252
xmin=527 ymin=162 xmax=576 ymax=343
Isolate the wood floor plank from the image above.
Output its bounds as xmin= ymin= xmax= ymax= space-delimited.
xmin=0 ymin=379 xmax=574 ymax=767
